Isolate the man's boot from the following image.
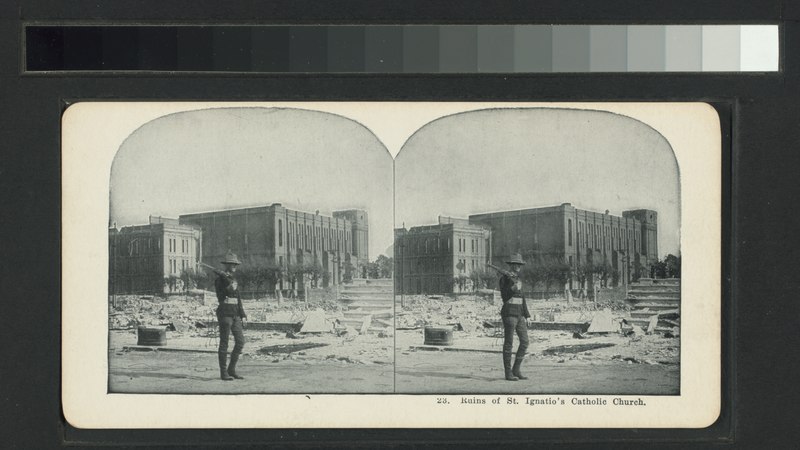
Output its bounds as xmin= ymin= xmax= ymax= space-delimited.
xmin=512 ymin=355 xmax=528 ymax=380
xmin=219 ymin=352 xmax=233 ymax=381
xmin=503 ymin=352 xmax=518 ymax=381
xmin=227 ymin=353 xmax=244 ymax=380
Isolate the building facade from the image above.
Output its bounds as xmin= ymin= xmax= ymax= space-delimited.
xmin=179 ymin=204 xmax=368 ymax=290
xmin=394 ymin=204 xmax=660 ymax=295
xmin=469 ymin=203 xmax=659 ymax=289
xmin=394 ymin=216 xmax=491 ymax=294
xmin=108 ymin=216 xmax=202 ymax=294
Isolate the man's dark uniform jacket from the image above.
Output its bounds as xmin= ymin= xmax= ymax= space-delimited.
xmin=214 ymin=272 xmax=247 ymax=319
xmin=498 ymin=273 xmax=531 ymax=319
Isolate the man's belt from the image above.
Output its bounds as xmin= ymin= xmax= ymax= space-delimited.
xmin=223 ymin=297 xmax=239 ymax=305
xmin=508 ymin=297 xmax=524 ymax=305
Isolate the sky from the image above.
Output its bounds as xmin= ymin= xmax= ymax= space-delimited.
xmin=110 ymin=107 xmax=394 ymax=258
xmin=394 ymin=108 xmax=681 ymax=257
xmin=110 ymin=105 xmax=682 ymax=259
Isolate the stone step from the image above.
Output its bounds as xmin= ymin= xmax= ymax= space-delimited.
xmin=628 ymin=292 xmax=681 ymax=301
xmin=631 ymin=278 xmax=681 ymax=286
xmin=628 ymin=286 xmax=680 ymax=293
xmin=628 ymin=317 xmax=680 ymax=328
xmin=339 ymin=290 xmax=394 ymax=297
xmin=632 ymin=303 xmax=681 ymax=311
xmin=339 ymin=318 xmax=366 ymax=326
xmin=629 ymin=291 xmax=679 ymax=296
xmin=346 ymin=302 xmax=395 ymax=311
xmin=628 ymin=291 xmax=680 ymax=297
xmin=339 ymin=292 xmax=394 ymax=300
xmin=338 ymin=318 xmax=393 ymax=329
xmin=343 ymin=310 xmax=393 ymax=320
xmin=630 ymin=309 xmax=679 ymax=318
xmin=628 ymin=289 xmax=680 ymax=294
xmin=628 ymin=296 xmax=680 ymax=303
xmin=339 ymin=296 xmax=394 ymax=303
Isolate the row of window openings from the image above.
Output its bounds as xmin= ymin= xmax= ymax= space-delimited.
xmin=278 ymin=219 xmax=352 ymax=253
xmin=124 ymin=237 xmax=191 ymax=256
xmin=402 ymin=237 xmax=485 ymax=255
xmin=167 ymin=238 xmax=190 ymax=254
xmin=116 ymin=257 xmax=189 ymax=275
xmin=569 ymin=219 xmax=642 ymax=254
xmin=168 ymin=258 xmax=189 ymax=274
xmin=403 ymin=258 xmax=479 ymax=274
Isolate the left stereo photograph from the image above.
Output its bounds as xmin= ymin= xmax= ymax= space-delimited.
xmin=68 ymin=104 xmax=395 ymax=395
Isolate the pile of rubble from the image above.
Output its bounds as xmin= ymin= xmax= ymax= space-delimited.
xmin=395 ymin=291 xmax=680 ymax=366
xmin=109 ymin=278 xmax=395 ymax=340
xmin=109 ymin=294 xmax=216 ymax=332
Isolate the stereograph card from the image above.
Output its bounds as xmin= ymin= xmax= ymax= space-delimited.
xmin=61 ymin=101 xmax=721 ymax=428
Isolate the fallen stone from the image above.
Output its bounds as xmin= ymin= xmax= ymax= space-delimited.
xmin=587 ymin=309 xmax=618 ymax=333
xmin=359 ymin=315 xmax=372 ymax=335
xmin=646 ymin=315 xmax=659 ymax=334
xmin=300 ymin=310 xmax=334 ymax=334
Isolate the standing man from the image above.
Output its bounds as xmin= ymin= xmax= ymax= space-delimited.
xmin=215 ymin=251 xmax=247 ymax=381
xmin=498 ymin=253 xmax=531 ymax=381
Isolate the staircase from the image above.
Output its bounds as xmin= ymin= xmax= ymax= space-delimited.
xmin=338 ymin=278 xmax=394 ymax=334
xmin=627 ymin=278 xmax=681 ymax=328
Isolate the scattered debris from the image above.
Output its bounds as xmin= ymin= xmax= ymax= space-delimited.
xmin=257 ymin=343 xmax=328 ymax=355
xmin=663 ymin=328 xmax=681 ymax=338
xmin=542 ymin=343 xmax=616 ymax=355
xmin=529 ymin=321 xmax=591 ymax=333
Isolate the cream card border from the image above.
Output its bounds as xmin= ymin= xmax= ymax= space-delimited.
xmin=62 ymin=102 xmax=721 ymax=429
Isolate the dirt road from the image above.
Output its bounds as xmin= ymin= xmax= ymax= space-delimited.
xmin=109 ymin=350 xmax=394 ymax=394
xmin=395 ymin=351 xmax=679 ymax=394
xmin=109 ymin=348 xmax=677 ymax=395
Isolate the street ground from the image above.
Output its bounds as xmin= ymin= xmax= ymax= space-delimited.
xmin=395 ymin=343 xmax=679 ymax=395
xmin=109 ymin=350 xmax=394 ymax=394
xmin=394 ymin=294 xmax=680 ymax=395
xmin=107 ymin=291 xmax=680 ymax=395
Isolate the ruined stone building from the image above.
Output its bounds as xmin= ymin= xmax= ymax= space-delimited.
xmin=179 ymin=204 xmax=369 ymax=290
xmin=108 ymin=216 xmax=202 ymax=294
xmin=394 ymin=216 xmax=491 ymax=294
xmin=395 ymin=203 xmax=659 ymax=294
xmin=469 ymin=203 xmax=658 ymax=287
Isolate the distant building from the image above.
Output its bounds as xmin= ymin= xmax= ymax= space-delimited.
xmin=179 ymin=204 xmax=369 ymax=291
xmin=394 ymin=203 xmax=660 ymax=295
xmin=394 ymin=216 xmax=491 ymax=294
xmin=108 ymin=216 xmax=202 ymax=294
xmin=469 ymin=203 xmax=659 ymax=290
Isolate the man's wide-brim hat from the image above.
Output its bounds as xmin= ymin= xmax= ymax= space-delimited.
xmin=221 ymin=251 xmax=241 ymax=265
xmin=505 ymin=253 xmax=526 ymax=265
